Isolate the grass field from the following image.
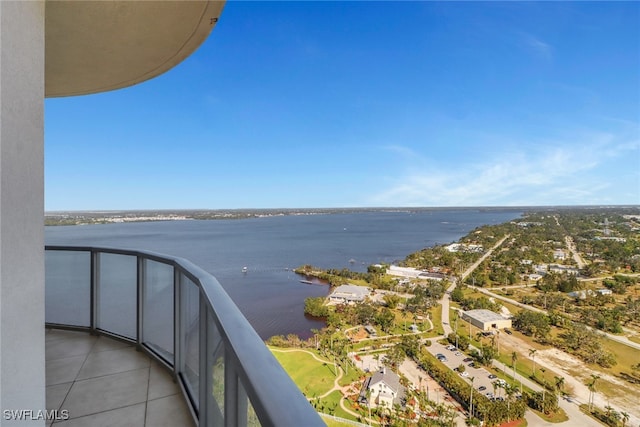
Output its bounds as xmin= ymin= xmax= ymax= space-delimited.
xmin=270 ymin=347 xmax=366 ymax=424
xmin=270 ymin=348 xmax=338 ymax=398
xmin=529 ymin=407 xmax=569 ymax=423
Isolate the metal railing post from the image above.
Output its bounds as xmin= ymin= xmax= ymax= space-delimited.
xmin=137 ymin=256 xmax=145 ymax=347
xmin=90 ymin=249 xmax=99 ymax=333
xmin=199 ymin=294 xmax=208 ymax=426
xmin=174 ymin=267 xmax=183 ymax=380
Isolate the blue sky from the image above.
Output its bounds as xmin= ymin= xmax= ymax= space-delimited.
xmin=45 ymin=1 xmax=640 ymax=210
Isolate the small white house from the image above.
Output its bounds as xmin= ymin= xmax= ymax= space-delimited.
xmin=553 ymin=249 xmax=566 ymax=260
xmin=328 ymin=284 xmax=370 ymax=304
xmin=360 ymin=367 xmax=406 ymax=408
xmin=386 ymin=265 xmax=423 ymax=278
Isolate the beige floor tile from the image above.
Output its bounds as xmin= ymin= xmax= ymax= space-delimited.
xmin=91 ymin=336 xmax=133 ymax=353
xmin=47 ymin=382 xmax=73 ymax=411
xmin=46 ymin=329 xmax=92 ymax=344
xmin=46 ymin=330 xmax=193 ymax=427
xmin=146 ymin=394 xmax=195 ymax=427
xmin=46 ymin=355 xmax=87 ymax=386
xmin=148 ymin=362 xmax=180 ymax=401
xmin=77 ymin=347 xmax=150 ymax=380
xmin=51 ymin=403 xmax=146 ymax=427
xmin=46 ymin=334 xmax=97 ymax=361
xmin=62 ymin=368 xmax=149 ymax=419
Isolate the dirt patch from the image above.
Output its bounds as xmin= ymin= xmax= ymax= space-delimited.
xmin=347 ymin=327 xmax=368 ymax=341
xmin=535 ymin=348 xmax=640 ymax=425
xmin=497 ymin=331 xmax=640 ymax=426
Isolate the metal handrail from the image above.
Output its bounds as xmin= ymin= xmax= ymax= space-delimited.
xmin=45 ymin=245 xmax=323 ymax=427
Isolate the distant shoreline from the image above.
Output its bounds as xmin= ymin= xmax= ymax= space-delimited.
xmin=44 ymin=205 xmax=638 ymax=226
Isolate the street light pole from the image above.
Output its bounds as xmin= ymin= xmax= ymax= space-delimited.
xmin=469 ymin=377 xmax=475 ymax=419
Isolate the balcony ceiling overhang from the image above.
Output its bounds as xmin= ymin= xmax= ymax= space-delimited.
xmin=45 ymin=0 xmax=225 ymax=97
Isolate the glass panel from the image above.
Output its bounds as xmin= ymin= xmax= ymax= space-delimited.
xmin=143 ymin=260 xmax=174 ymax=363
xmin=181 ymin=274 xmax=200 ymax=407
xmin=97 ymin=253 xmax=137 ymax=338
xmin=246 ymin=395 xmax=261 ymax=426
xmin=45 ymin=250 xmax=91 ymax=326
xmin=208 ymin=309 xmax=225 ymax=424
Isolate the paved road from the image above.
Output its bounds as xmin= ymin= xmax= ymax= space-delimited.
xmin=564 ymin=236 xmax=586 ymax=269
xmin=440 ymin=235 xmax=510 ymax=337
xmin=471 ymin=286 xmax=640 ymax=351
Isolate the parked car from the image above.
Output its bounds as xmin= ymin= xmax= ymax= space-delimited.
xmin=504 ymin=329 xmax=512 ymax=335
xmin=463 ymin=357 xmax=473 ymax=362
xmin=460 ymin=371 xmax=469 ymax=377
xmin=468 ymin=362 xmax=476 ymax=368
xmin=478 ymin=386 xmax=487 ymax=391
xmin=454 ymin=351 xmax=462 ymax=356
xmin=488 ymin=374 xmax=497 ymax=379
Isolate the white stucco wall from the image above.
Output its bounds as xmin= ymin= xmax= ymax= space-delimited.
xmin=0 ymin=1 xmax=46 ymax=425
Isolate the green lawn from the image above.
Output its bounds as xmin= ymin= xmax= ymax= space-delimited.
xmin=314 ymin=390 xmax=354 ymax=420
xmin=429 ymin=304 xmax=444 ymax=336
xmin=270 ymin=347 xmax=364 ymax=424
xmin=529 ymin=407 xmax=569 ymax=423
xmin=270 ymin=348 xmax=338 ymax=398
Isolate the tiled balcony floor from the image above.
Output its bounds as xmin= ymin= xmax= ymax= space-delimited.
xmin=46 ymin=329 xmax=194 ymax=427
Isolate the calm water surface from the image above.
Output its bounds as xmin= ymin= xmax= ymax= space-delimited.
xmin=46 ymin=210 xmax=522 ymax=339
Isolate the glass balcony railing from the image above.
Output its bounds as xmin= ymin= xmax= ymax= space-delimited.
xmin=45 ymin=246 xmax=324 ymax=427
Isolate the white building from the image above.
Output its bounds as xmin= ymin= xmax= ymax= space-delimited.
xmin=387 ymin=265 xmax=446 ymax=281
xmin=361 ymin=367 xmax=406 ymax=408
xmin=461 ymin=309 xmax=512 ymax=331
xmin=387 ymin=265 xmax=424 ymax=278
xmin=553 ymin=249 xmax=567 ymax=260
xmin=328 ymin=284 xmax=371 ymax=304
xmin=446 ymin=243 xmax=483 ymax=253
xmin=549 ymin=264 xmax=579 ymax=275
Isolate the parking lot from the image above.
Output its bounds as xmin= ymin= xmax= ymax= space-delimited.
xmin=424 ymin=339 xmax=511 ymax=401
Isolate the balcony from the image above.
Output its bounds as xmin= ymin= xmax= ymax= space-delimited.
xmin=45 ymin=246 xmax=323 ymax=426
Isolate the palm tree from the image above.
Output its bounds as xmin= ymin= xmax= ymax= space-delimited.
xmin=365 ymin=388 xmax=373 ymax=426
xmin=529 ymin=348 xmax=537 ymax=377
xmin=511 ymin=351 xmax=518 ymax=380
xmin=605 ymin=405 xmax=613 ymax=420
xmin=554 ymin=376 xmax=565 ymax=394
xmin=621 ymin=410 xmax=629 ymax=427
xmin=469 ymin=376 xmax=475 ymax=418
xmin=311 ymin=328 xmax=320 ymax=349
xmin=587 ymin=374 xmax=600 ymax=411
xmin=504 ymin=384 xmax=515 ymax=422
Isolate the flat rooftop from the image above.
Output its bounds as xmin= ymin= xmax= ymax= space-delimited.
xmin=463 ymin=309 xmax=506 ymax=322
xmin=46 ymin=329 xmax=192 ymax=426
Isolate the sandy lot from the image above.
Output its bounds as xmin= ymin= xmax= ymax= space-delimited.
xmin=498 ymin=330 xmax=640 ymax=426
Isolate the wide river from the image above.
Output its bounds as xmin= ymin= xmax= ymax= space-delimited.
xmin=46 ymin=209 xmax=522 ymax=339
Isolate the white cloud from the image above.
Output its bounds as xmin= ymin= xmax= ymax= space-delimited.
xmin=521 ymin=33 xmax=552 ymax=60
xmin=370 ymin=132 xmax=639 ymax=206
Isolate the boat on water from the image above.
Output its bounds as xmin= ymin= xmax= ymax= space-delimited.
xmin=300 ymin=279 xmax=313 ymax=284
xmin=242 ymin=266 xmax=248 ymax=273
